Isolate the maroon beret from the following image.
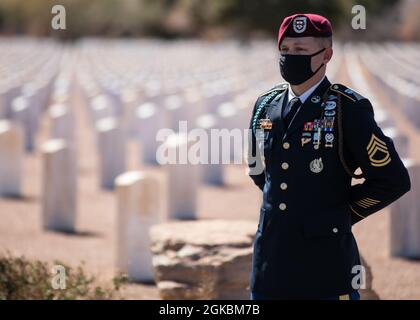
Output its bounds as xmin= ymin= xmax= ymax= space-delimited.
xmin=278 ymin=13 xmax=332 ymax=48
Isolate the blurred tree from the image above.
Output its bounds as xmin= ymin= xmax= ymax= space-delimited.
xmin=0 ymin=0 xmax=406 ymax=40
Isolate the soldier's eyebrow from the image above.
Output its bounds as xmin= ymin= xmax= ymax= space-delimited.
xmin=291 ymin=41 xmax=311 ymax=49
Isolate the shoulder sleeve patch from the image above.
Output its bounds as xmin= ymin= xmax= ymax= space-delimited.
xmin=330 ymin=84 xmax=365 ymax=102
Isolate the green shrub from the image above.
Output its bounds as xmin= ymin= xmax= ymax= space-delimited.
xmin=0 ymin=253 xmax=127 ymax=300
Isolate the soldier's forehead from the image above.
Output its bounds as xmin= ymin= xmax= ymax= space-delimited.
xmin=281 ymin=37 xmax=317 ymax=46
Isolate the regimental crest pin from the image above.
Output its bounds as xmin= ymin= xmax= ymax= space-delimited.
xmin=293 ymin=17 xmax=307 ymax=34
xmin=310 ymin=157 xmax=324 ymax=173
xmin=311 ymin=95 xmax=321 ymax=103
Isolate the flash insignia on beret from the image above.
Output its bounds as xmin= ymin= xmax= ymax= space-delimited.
xmin=293 ymin=17 xmax=307 ymax=33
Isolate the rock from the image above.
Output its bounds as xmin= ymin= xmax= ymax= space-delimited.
xmin=150 ymin=220 xmax=255 ymax=300
xmin=150 ymin=220 xmax=379 ymax=300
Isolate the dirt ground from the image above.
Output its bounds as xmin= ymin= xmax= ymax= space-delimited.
xmin=0 ymin=52 xmax=419 ymax=300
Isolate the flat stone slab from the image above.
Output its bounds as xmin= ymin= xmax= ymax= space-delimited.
xmin=150 ymin=220 xmax=255 ymax=300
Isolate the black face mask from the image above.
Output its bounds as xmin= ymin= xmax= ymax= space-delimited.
xmin=279 ymin=48 xmax=326 ymax=85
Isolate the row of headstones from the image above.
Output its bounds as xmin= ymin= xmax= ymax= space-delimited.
xmin=0 ymin=50 xmax=67 ymax=197
xmin=36 ymin=130 xmax=199 ymax=281
xmin=48 ymin=41 xmax=276 ymax=281
xmin=78 ymin=40 xmax=342 ymax=191
xmin=83 ymin=80 xmax=258 ymax=188
xmin=0 ymin=48 xmax=63 ymax=153
xmin=362 ymin=48 xmax=420 ymax=258
xmin=0 ymin=102 xmax=74 ymax=199
xmin=2 ymin=41 xmax=418 ymax=282
xmin=78 ymin=45 xmax=418 ymax=281
xmin=78 ymin=40 xmax=278 ymax=84
xmin=376 ymin=43 xmax=420 ymax=87
xmin=0 ymin=56 xmax=260 ymax=232
xmin=358 ymin=44 xmax=420 ymax=128
xmin=345 ymin=46 xmax=420 ymax=259
xmin=52 ymin=67 xmax=259 ymax=282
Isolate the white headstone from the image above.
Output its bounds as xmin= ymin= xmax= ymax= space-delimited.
xmin=183 ymin=87 xmax=204 ymax=124
xmin=382 ymin=127 xmax=409 ymax=159
xmin=95 ymin=117 xmax=126 ymax=190
xmin=11 ymin=96 xmax=36 ymax=152
xmin=136 ymin=102 xmax=166 ymax=165
xmin=49 ymin=103 xmax=75 ymax=142
xmin=0 ymin=87 xmax=8 ymax=118
xmin=165 ymin=134 xmax=199 ymax=220
xmin=41 ymin=139 xmax=77 ymax=232
xmin=195 ymin=114 xmax=224 ymax=186
xmin=115 ymin=171 xmax=159 ymax=282
xmin=120 ymin=89 xmax=140 ymax=138
xmin=22 ymin=83 xmax=42 ymax=133
xmin=390 ymin=160 xmax=420 ymax=258
xmin=217 ymin=102 xmax=243 ymax=162
xmin=164 ymin=94 xmax=185 ymax=130
xmin=90 ymin=95 xmax=115 ymax=125
xmin=0 ymin=120 xmax=23 ymax=197
xmin=375 ymin=108 xmax=394 ymax=128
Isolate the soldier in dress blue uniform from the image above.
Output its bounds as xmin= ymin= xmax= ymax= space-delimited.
xmin=247 ymin=13 xmax=411 ymax=300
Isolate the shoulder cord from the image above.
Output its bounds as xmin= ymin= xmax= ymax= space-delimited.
xmin=252 ymin=91 xmax=281 ymax=135
xmin=336 ymin=93 xmax=364 ymax=179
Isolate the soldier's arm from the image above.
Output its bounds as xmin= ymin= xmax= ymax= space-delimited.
xmin=342 ymin=98 xmax=411 ymax=225
xmin=247 ymin=98 xmax=265 ymax=191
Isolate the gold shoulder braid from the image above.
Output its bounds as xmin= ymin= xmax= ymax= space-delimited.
xmin=325 ymin=87 xmax=364 ymax=179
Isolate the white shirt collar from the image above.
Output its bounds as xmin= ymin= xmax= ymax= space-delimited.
xmin=287 ymin=75 xmax=326 ymax=104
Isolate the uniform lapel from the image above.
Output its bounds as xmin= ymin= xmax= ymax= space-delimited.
xmin=283 ymin=77 xmax=331 ymax=140
xmin=268 ymin=90 xmax=287 ymax=138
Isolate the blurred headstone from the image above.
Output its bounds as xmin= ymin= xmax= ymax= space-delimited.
xmin=95 ymin=117 xmax=126 ymax=190
xmin=136 ymin=102 xmax=166 ymax=165
xmin=115 ymin=171 xmax=159 ymax=282
xmin=0 ymin=120 xmax=23 ymax=197
xmin=165 ymin=134 xmax=198 ymax=220
xmin=11 ymin=96 xmax=36 ymax=152
xmin=41 ymin=139 xmax=77 ymax=233
xmin=390 ymin=159 xmax=420 ymax=258
xmin=195 ymin=114 xmax=224 ymax=186
xmin=49 ymin=103 xmax=75 ymax=142
xmin=382 ymin=127 xmax=409 ymax=159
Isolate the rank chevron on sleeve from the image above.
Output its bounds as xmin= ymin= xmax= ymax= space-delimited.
xmin=367 ymin=134 xmax=391 ymax=167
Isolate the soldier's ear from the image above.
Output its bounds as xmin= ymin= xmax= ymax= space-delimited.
xmin=323 ymin=47 xmax=333 ymax=64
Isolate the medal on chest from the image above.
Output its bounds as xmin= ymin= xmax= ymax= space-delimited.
xmin=301 ymin=96 xmax=337 ymax=150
